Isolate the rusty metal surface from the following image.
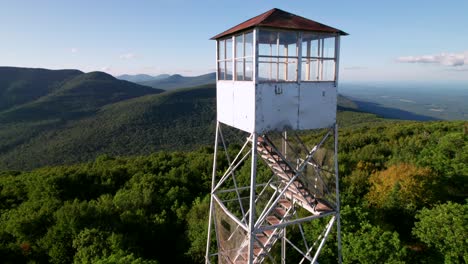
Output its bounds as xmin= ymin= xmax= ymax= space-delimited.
xmin=211 ymin=8 xmax=348 ymax=40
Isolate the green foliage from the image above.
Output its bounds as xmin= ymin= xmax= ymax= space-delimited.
xmin=0 ymin=117 xmax=466 ymax=263
xmin=0 ymin=150 xmax=214 ymax=263
xmin=186 ymin=196 xmax=211 ymax=263
xmin=342 ymin=223 xmax=406 ymax=264
xmin=0 ymin=85 xmax=214 ymax=170
xmin=413 ymin=201 xmax=468 ymax=263
xmin=0 ymin=67 xmax=83 ymax=111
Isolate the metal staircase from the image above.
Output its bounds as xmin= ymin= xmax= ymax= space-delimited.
xmin=257 ymin=135 xmax=334 ymax=216
xmin=233 ymin=199 xmax=293 ymax=263
xmin=230 ymin=135 xmax=334 ymax=263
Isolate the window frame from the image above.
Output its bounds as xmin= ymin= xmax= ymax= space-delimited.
xmin=217 ymin=30 xmax=254 ymax=82
xmin=257 ymin=29 xmax=299 ymax=83
xmin=300 ymin=33 xmax=337 ymax=82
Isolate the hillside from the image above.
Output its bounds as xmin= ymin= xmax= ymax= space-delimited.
xmin=138 ymin=72 xmax=216 ymax=90
xmin=0 ymin=67 xmax=83 ymax=111
xmin=0 ymin=76 xmax=387 ymax=170
xmin=0 ymin=71 xmax=163 ymax=123
xmin=0 ymin=84 xmax=216 ymax=169
xmin=0 ymin=69 xmax=166 ymax=169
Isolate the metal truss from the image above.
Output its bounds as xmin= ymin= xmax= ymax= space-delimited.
xmin=206 ymin=122 xmax=342 ymax=264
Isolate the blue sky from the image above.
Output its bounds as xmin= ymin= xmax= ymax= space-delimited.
xmin=1 ymin=0 xmax=467 ymax=82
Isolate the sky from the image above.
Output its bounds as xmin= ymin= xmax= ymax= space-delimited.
xmin=1 ymin=0 xmax=467 ymax=82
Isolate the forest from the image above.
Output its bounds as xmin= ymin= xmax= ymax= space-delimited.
xmin=0 ymin=120 xmax=466 ymax=263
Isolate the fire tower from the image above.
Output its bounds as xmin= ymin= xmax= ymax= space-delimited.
xmin=206 ymin=8 xmax=348 ymax=263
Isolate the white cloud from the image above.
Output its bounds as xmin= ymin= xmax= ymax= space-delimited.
xmin=397 ymin=51 xmax=467 ymax=67
xmin=70 ymin=48 xmax=78 ymax=53
xmin=119 ymin=53 xmax=136 ymax=60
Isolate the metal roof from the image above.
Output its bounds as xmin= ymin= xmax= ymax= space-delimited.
xmin=211 ymin=8 xmax=348 ymax=40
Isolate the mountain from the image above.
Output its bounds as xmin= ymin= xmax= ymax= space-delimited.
xmin=0 ymin=67 xmax=395 ymax=170
xmin=139 ymin=72 xmax=216 ymax=90
xmin=0 ymin=67 xmax=83 ymax=111
xmin=116 ymin=73 xmax=170 ymax=83
xmin=0 ymin=71 xmax=164 ymax=123
xmin=0 ymin=84 xmax=216 ymax=169
xmin=0 ymin=68 xmax=167 ymax=169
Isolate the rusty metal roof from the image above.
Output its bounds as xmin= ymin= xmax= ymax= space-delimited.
xmin=211 ymin=8 xmax=348 ymax=40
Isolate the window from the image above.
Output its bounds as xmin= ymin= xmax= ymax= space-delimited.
xmin=234 ymin=32 xmax=253 ymax=81
xmin=217 ymin=31 xmax=253 ymax=81
xmin=217 ymin=38 xmax=233 ymax=80
xmin=258 ymin=30 xmax=298 ymax=82
xmin=301 ymin=33 xmax=336 ymax=81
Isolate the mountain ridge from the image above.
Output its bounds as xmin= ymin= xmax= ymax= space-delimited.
xmin=116 ymin=73 xmax=170 ymax=83
xmin=138 ymin=72 xmax=216 ymax=90
xmin=0 ymin=66 xmax=429 ymax=170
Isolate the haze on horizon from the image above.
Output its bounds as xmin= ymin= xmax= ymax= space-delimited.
xmin=1 ymin=0 xmax=467 ymax=82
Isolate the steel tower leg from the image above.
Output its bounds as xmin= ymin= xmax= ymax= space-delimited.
xmin=248 ymin=133 xmax=258 ymax=264
xmin=205 ymin=121 xmax=220 ymax=264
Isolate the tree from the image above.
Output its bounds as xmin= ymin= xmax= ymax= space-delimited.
xmin=342 ymin=223 xmax=406 ymax=264
xmin=413 ymin=202 xmax=468 ymax=263
xmin=186 ymin=196 xmax=210 ymax=263
xmin=366 ymin=164 xmax=436 ymax=211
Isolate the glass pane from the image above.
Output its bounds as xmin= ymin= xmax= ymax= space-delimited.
xmin=226 ymin=38 xmax=233 ymax=59
xmin=218 ymin=40 xmax=225 ymax=60
xmin=323 ymin=37 xmax=335 ymax=58
xmin=236 ymin=59 xmax=244 ymax=80
xmin=275 ymin=58 xmax=297 ymax=81
xmin=259 ymin=30 xmax=277 ymax=56
xmin=218 ymin=61 xmax=225 ymax=80
xmin=322 ymin=60 xmax=335 ymax=81
xmin=259 ymin=61 xmax=277 ymax=81
xmin=235 ymin=34 xmax=243 ymax=58
xmin=245 ymin=59 xmax=253 ymax=81
xmin=278 ymin=61 xmax=286 ymax=81
xmin=226 ymin=60 xmax=233 ymax=80
xmin=287 ymin=58 xmax=297 ymax=81
xmin=301 ymin=59 xmax=319 ymax=81
xmin=245 ymin=32 xmax=253 ymax=57
xmin=302 ymin=33 xmax=319 ymax=58
xmin=278 ymin=32 xmax=297 ymax=56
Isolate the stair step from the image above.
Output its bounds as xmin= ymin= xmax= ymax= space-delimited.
xmin=272 ymin=168 xmax=294 ymax=179
xmin=261 ymin=155 xmax=279 ymax=164
xmin=271 ymin=162 xmax=290 ymax=171
xmin=253 ymin=246 xmax=262 ymax=256
xmin=315 ymin=198 xmax=335 ymax=212
xmin=266 ymin=215 xmax=281 ymax=225
xmin=288 ymin=184 xmax=311 ymax=197
xmin=274 ymin=206 xmax=287 ymax=218
xmin=279 ymin=199 xmax=292 ymax=209
xmin=256 ymin=234 xmax=269 ymax=246
xmin=264 ymin=229 xmax=274 ymax=237
xmin=283 ymin=189 xmax=318 ymax=215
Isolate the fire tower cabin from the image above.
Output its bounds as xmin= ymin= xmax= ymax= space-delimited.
xmin=212 ymin=8 xmax=348 ymax=133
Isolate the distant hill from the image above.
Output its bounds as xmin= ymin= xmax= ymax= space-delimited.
xmin=116 ymin=73 xmax=170 ymax=83
xmin=0 ymin=84 xmax=216 ymax=169
xmin=0 ymin=67 xmax=83 ymax=111
xmin=139 ymin=72 xmax=216 ymax=90
xmin=0 ymin=67 xmax=390 ymax=170
xmin=0 ymin=71 xmax=164 ymax=123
